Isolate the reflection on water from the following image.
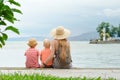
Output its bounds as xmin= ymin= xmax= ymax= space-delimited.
xmin=0 ymin=41 xmax=120 ymax=68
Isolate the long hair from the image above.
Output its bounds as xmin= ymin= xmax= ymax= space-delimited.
xmin=58 ymin=39 xmax=69 ymax=62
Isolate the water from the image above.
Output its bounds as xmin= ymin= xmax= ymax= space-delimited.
xmin=0 ymin=41 xmax=120 ymax=68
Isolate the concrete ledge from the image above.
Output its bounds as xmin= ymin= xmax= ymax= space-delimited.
xmin=0 ymin=67 xmax=120 ymax=79
xmin=0 ymin=67 xmax=120 ymax=70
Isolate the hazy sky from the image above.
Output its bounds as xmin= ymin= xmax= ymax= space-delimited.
xmin=9 ymin=0 xmax=120 ymax=37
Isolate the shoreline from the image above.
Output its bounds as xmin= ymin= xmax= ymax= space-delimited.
xmin=0 ymin=67 xmax=120 ymax=79
xmin=89 ymin=39 xmax=120 ymax=44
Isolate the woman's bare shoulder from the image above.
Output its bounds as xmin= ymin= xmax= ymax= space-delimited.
xmin=51 ymin=39 xmax=58 ymax=43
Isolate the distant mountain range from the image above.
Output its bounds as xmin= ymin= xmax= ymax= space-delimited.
xmin=8 ymin=36 xmax=49 ymax=41
xmin=8 ymin=32 xmax=99 ymax=41
xmin=68 ymin=32 xmax=99 ymax=41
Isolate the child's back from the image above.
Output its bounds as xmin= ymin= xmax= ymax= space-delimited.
xmin=40 ymin=39 xmax=53 ymax=68
xmin=25 ymin=38 xmax=40 ymax=68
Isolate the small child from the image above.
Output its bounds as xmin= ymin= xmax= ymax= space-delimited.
xmin=40 ymin=39 xmax=53 ymax=68
xmin=24 ymin=38 xmax=40 ymax=68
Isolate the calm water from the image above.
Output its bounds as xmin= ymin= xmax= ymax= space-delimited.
xmin=0 ymin=41 xmax=120 ymax=68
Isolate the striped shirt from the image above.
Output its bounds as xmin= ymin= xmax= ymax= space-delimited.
xmin=25 ymin=48 xmax=39 ymax=68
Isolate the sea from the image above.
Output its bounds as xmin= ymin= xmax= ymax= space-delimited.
xmin=0 ymin=41 xmax=120 ymax=68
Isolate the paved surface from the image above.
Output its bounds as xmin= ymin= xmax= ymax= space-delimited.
xmin=0 ymin=67 xmax=120 ymax=79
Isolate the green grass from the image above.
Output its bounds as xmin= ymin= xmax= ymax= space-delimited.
xmin=0 ymin=73 xmax=116 ymax=80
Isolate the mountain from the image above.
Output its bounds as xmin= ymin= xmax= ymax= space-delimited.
xmin=68 ymin=32 xmax=99 ymax=41
xmin=8 ymin=32 xmax=99 ymax=41
xmin=8 ymin=36 xmax=51 ymax=41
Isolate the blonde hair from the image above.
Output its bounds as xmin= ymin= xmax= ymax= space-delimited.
xmin=58 ymin=39 xmax=69 ymax=62
xmin=43 ymin=39 xmax=50 ymax=48
xmin=28 ymin=38 xmax=37 ymax=48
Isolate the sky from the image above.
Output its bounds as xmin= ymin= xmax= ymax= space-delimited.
xmin=8 ymin=0 xmax=120 ymax=38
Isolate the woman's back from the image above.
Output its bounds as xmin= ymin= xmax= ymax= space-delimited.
xmin=53 ymin=39 xmax=72 ymax=69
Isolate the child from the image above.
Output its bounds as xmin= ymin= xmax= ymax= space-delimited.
xmin=40 ymin=39 xmax=53 ymax=68
xmin=24 ymin=38 xmax=40 ymax=68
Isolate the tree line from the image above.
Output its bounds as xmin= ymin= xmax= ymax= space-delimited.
xmin=96 ymin=22 xmax=120 ymax=40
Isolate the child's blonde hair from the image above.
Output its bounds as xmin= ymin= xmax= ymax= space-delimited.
xmin=27 ymin=38 xmax=37 ymax=48
xmin=43 ymin=39 xmax=50 ymax=48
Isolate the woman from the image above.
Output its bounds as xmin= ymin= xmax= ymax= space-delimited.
xmin=42 ymin=26 xmax=72 ymax=69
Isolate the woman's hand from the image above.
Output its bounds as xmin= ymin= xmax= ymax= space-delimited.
xmin=40 ymin=63 xmax=45 ymax=68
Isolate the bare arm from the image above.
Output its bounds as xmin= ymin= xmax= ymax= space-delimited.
xmin=39 ymin=50 xmax=42 ymax=61
xmin=68 ymin=41 xmax=72 ymax=62
xmin=24 ymin=50 xmax=27 ymax=56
